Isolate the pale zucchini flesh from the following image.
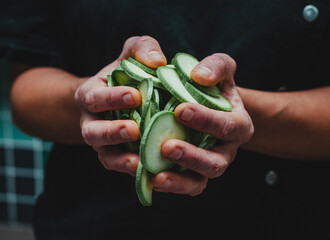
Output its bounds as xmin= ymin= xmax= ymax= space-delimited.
xmin=138 ymin=79 xmax=154 ymax=134
xmin=140 ymin=111 xmax=187 ymax=174
xmin=157 ymin=66 xmax=197 ymax=104
xmin=173 ymin=52 xmax=199 ymax=83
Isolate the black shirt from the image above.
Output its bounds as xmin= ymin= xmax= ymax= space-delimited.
xmin=1 ymin=1 xmax=330 ymax=239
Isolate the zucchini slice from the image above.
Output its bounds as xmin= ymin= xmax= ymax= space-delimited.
xmin=135 ymin=162 xmax=153 ymax=206
xmin=157 ymin=66 xmax=197 ymax=104
xmin=184 ymin=82 xmax=232 ymax=111
xmin=138 ymin=79 xmax=154 ymax=134
xmin=140 ymin=111 xmax=187 ymax=174
xmin=121 ymin=59 xmax=165 ymax=89
xmin=173 ymin=53 xmax=223 ymax=97
xmin=172 ymin=52 xmax=199 ymax=83
xmin=164 ymin=96 xmax=181 ymax=112
xmin=104 ymin=75 xmax=115 ymax=120
xmin=112 ymin=66 xmax=135 ymax=86
xmin=128 ymin=57 xmax=157 ymax=75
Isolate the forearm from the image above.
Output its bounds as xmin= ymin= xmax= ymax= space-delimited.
xmin=239 ymin=86 xmax=330 ymax=160
xmin=10 ymin=67 xmax=87 ymax=144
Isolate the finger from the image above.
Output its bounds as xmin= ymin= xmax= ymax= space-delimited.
xmin=152 ymin=171 xmax=208 ymax=196
xmin=76 ymin=81 xmax=141 ymax=113
xmin=81 ymin=118 xmax=140 ymax=146
xmin=118 ymin=35 xmax=167 ymax=69
xmin=191 ymin=53 xmax=236 ymax=87
xmin=161 ymin=139 xmax=234 ymax=178
xmin=174 ymin=102 xmax=246 ymax=141
xmin=94 ymin=146 xmax=139 ymax=176
xmin=95 ymin=59 xmax=122 ymax=80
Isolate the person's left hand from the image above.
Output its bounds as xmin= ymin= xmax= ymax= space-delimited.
xmin=152 ymin=53 xmax=254 ymax=196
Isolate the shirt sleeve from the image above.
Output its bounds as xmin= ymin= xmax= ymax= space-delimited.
xmin=0 ymin=0 xmax=62 ymax=66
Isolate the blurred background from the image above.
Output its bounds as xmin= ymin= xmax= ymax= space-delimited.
xmin=0 ymin=59 xmax=52 ymax=239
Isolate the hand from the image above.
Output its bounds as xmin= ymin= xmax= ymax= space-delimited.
xmin=153 ymin=53 xmax=254 ymax=195
xmin=74 ymin=36 xmax=167 ymax=176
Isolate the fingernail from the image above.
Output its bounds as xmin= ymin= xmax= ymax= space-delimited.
xmin=147 ymin=51 xmax=164 ymax=61
xmin=123 ymin=93 xmax=135 ymax=106
xmin=195 ymin=65 xmax=212 ymax=78
xmin=120 ymin=128 xmax=131 ymax=140
xmin=168 ymin=148 xmax=183 ymax=161
xmin=180 ymin=108 xmax=195 ymax=122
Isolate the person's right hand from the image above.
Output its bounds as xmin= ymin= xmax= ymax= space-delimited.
xmin=74 ymin=36 xmax=167 ymax=176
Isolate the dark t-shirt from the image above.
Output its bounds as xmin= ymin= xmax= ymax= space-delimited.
xmin=1 ymin=1 xmax=330 ymax=239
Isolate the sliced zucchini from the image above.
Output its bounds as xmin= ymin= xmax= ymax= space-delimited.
xmin=112 ymin=66 xmax=135 ymax=86
xmin=140 ymin=111 xmax=187 ymax=174
xmin=104 ymin=75 xmax=115 ymax=120
xmin=152 ymin=88 xmax=160 ymax=113
xmin=166 ymin=64 xmax=176 ymax=69
xmin=185 ymin=82 xmax=232 ymax=111
xmin=104 ymin=111 xmax=113 ymax=121
xmin=135 ymin=161 xmax=153 ymax=206
xmin=123 ymin=79 xmax=140 ymax=88
xmin=172 ymin=52 xmax=199 ymax=83
xmin=198 ymin=85 xmax=222 ymax=97
xmin=103 ymin=53 xmax=233 ymax=207
xmin=121 ymin=59 xmax=165 ymax=89
xmin=128 ymin=57 xmax=157 ymax=75
xmin=164 ymin=96 xmax=181 ymax=112
xmin=107 ymin=74 xmax=115 ymax=87
xmin=173 ymin=53 xmax=223 ymax=97
xmin=198 ymin=134 xmax=217 ymax=150
xmin=130 ymin=110 xmax=141 ymax=129
xmin=157 ymin=66 xmax=197 ymax=104
xmin=138 ymin=79 xmax=154 ymax=133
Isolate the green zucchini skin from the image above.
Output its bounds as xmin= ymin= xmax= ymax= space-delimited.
xmin=128 ymin=57 xmax=157 ymax=76
xmin=135 ymin=162 xmax=153 ymax=206
xmin=184 ymin=82 xmax=232 ymax=111
xmin=121 ymin=59 xmax=165 ymax=89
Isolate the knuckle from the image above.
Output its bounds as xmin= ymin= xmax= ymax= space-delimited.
xmin=81 ymin=124 xmax=91 ymax=145
xmin=219 ymin=117 xmax=238 ymax=138
xmin=74 ymin=87 xmax=82 ymax=106
xmin=229 ymin=57 xmax=237 ymax=73
xmin=212 ymin=54 xmax=227 ymax=71
xmin=124 ymin=36 xmax=140 ymax=47
xmin=244 ymin=119 xmax=255 ymax=142
xmin=84 ymin=90 xmax=98 ymax=112
xmin=102 ymin=126 xmax=115 ymax=145
xmin=216 ymin=55 xmax=227 ymax=73
xmin=207 ymin=160 xmax=228 ymax=178
xmin=214 ymin=53 xmax=237 ymax=75
xmin=139 ymin=35 xmax=154 ymax=43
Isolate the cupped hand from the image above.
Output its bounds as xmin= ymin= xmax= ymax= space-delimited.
xmin=74 ymin=36 xmax=167 ymax=176
xmin=153 ymin=53 xmax=254 ymax=195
